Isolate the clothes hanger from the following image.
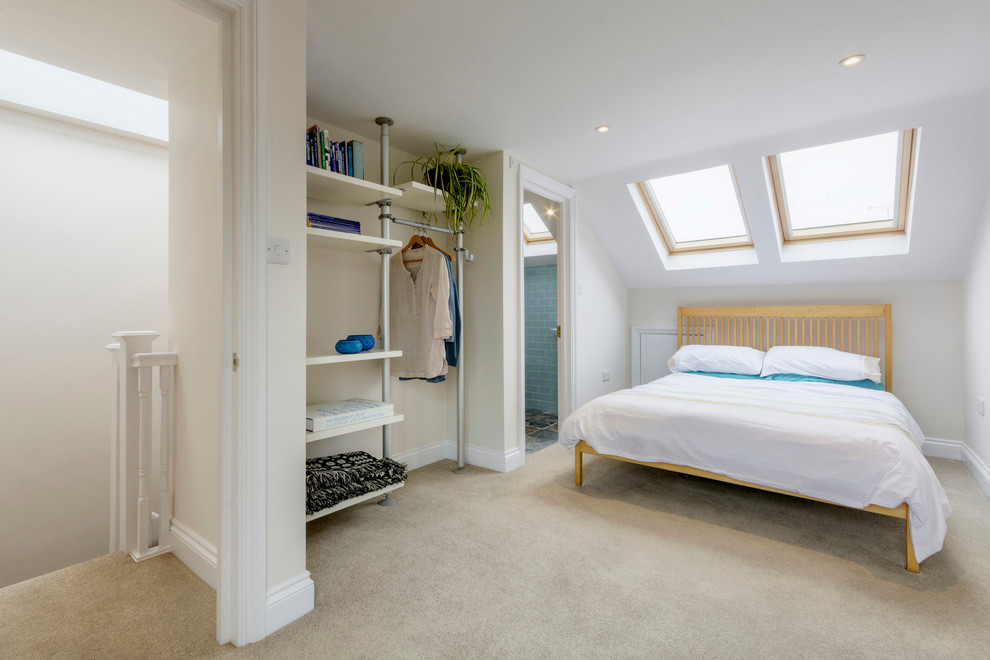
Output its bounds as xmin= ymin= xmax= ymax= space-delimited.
xmin=402 ymin=234 xmax=428 ymax=264
xmin=402 ymin=234 xmax=428 ymax=253
xmin=422 ymin=235 xmax=454 ymax=262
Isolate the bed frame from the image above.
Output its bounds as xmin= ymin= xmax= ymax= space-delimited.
xmin=574 ymin=304 xmax=921 ymax=572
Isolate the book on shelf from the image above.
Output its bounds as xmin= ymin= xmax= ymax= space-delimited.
xmin=307 ymin=212 xmax=361 ymax=234
xmin=307 ymin=399 xmax=394 ymax=432
xmin=348 ymin=140 xmax=363 ymax=179
xmin=305 ymin=125 xmax=365 ymax=180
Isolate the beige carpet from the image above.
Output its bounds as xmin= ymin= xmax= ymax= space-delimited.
xmin=2 ymin=446 xmax=989 ymax=659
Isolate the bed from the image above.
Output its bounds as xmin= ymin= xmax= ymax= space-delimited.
xmin=558 ymin=305 xmax=951 ymax=572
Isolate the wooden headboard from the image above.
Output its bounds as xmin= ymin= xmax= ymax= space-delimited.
xmin=677 ymin=305 xmax=892 ymax=392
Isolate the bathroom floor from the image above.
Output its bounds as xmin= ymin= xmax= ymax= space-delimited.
xmin=524 ymin=408 xmax=558 ymax=455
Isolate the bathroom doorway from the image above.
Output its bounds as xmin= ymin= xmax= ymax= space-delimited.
xmin=522 ymin=190 xmax=560 ymax=454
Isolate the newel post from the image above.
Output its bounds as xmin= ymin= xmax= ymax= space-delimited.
xmin=110 ymin=331 xmax=160 ymax=556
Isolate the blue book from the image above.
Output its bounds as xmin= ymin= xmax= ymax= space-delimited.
xmin=347 ymin=143 xmax=353 ymax=177
xmin=349 ymin=140 xmax=364 ymax=180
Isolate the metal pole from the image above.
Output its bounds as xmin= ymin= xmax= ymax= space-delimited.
xmin=376 ymin=117 xmax=397 ymax=504
xmin=453 ymin=149 xmax=467 ymax=473
xmin=454 ymin=228 xmax=467 ymax=473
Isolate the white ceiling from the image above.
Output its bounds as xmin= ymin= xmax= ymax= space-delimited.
xmin=307 ymin=0 xmax=990 ymax=181
xmin=4 ymin=1 xmax=988 ymax=289
xmin=307 ymin=0 xmax=990 ymax=288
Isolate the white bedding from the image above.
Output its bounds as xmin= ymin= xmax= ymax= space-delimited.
xmin=558 ymin=373 xmax=952 ymax=563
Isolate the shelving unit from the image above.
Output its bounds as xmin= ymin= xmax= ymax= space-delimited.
xmin=305 ymin=482 xmax=404 ymax=523
xmin=305 ymin=118 xmax=407 ymax=518
xmin=391 ymin=179 xmax=448 ymax=215
xmin=305 ymin=349 xmax=402 ymax=366
xmin=306 ymin=227 xmax=401 ymax=252
xmin=306 ymin=415 xmax=405 ymax=442
xmin=306 ymin=166 xmax=401 ymax=206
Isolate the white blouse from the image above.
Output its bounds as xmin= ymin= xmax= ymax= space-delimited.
xmin=388 ymin=247 xmax=452 ymax=379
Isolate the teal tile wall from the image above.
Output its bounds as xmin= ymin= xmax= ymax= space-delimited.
xmin=525 ymin=263 xmax=558 ymax=412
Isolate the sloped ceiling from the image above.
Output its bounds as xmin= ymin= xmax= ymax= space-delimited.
xmin=307 ymin=0 xmax=990 ymax=287
xmin=0 ymin=0 xmax=216 ymax=99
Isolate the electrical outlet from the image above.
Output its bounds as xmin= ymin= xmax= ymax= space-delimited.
xmin=602 ymin=369 xmax=611 ymax=382
xmin=978 ymin=397 xmax=985 ymax=417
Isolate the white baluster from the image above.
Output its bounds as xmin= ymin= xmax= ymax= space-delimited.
xmin=158 ymin=363 xmax=174 ymax=551
xmin=135 ymin=363 xmax=153 ymax=558
xmin=105 ymin=343 xmax=121 ymax=553
xmin=112 ymin=331 xmax=158 ymax=558
xmin=129 ymin=350 xmax=178 ymax=561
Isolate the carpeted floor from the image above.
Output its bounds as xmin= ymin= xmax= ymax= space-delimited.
xmin=2 ymin=446 xmax=989 ymax=659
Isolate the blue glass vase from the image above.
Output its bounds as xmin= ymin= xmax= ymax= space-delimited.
xmin=346 ymin=334 xmax=375 ymax=351
xmin=334 ymin=339 xmax=362 ymax=354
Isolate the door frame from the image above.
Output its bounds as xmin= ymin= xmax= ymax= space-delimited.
xmin=181 ymin=0 xmax=267 ymax=646
xmin=516 ymin=164 xmax=576 ymax=463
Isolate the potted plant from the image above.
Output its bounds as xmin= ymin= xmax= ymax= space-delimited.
xmin=395 ymin=143 xmax=491 ymax=232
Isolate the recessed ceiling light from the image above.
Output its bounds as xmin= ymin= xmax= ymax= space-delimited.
xmin=595 ymin=125 xmax=611 ymax=133
xmin=839 ymin=54 xmax=866 ymax=67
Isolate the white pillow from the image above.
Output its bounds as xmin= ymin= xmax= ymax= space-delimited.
xmin=760 ymin=346 xmax=882 ymax=384
xmin=667 ymin=345 xmax=766 ymax=376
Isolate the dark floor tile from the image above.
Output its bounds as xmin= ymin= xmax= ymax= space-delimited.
xmin=526 ymin=412 xmax=558 ymax=429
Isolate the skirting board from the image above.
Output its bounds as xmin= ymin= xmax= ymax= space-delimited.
xmin=169 ymin=518 xmax=218 ymax=590
xmin=393 ymin=441 xmax=523 ymax=473
xmin=266 ymin=571 xmax=315 ymax=636
xmin=924 ymin=437 xmax=990 ymax=501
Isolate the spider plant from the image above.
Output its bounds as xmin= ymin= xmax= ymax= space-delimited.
xmin=395 ymin=143 xmax=491 ymax=232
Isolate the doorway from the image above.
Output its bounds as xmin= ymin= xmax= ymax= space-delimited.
xmin=522 ymin=191 xmax=560 ymax=454
xmin=517 ymin=165 xmax=575 ymax=464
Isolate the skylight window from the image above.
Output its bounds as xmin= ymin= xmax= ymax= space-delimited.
xmin=766 ymin=129 xmax=916 ymax=243
xmin=635 ymin=164 xmax=752 ymax=253
xmin=0 ymin=48 xmax=168 ymax=142
xmin=523 ymin=203 xmax=554 ymax=244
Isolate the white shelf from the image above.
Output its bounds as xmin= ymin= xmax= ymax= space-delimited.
xmin=306 ymin=414 xmax=405 ymax=442
xmin=305 ymin=482 xmax=404 ymax=522
xmin=306 ymin=349 xmax=402 ymax=366
xmin=391 ymin=179 xmax=448 ymax=214
xmin=306 ymin=228 xmax=401 ymax=252
xmin=306 ymin=166 xmax=402 ymax=206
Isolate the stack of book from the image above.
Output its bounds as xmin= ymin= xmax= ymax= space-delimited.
xmin=306 ymin=124 xmax=364 ymax=179
xmin=306 ymin=399 xmax=394 ymax=432
xmin=307 ymin=212 xmax=360 ymax=234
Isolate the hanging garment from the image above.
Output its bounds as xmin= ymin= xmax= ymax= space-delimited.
xmin=443 ymin=253 xmax=461 ymax=368
xmin=389 ymin=246 xmax=452 ymax=379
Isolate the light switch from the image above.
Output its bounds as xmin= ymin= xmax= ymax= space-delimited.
xmin=267 ymin=236 xmax=290 ymax=265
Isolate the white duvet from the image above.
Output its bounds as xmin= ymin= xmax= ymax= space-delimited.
xmin=558 ymin=373 xmax=952 ymax=563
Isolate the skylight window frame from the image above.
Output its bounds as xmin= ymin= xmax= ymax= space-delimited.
xmin=766 ymin=128 xmax=917 ymax=244
xmin=634 ymin=164 xmax=754 ymax=254
xmin=523 ymin=228 xmax=555 ymax=245
xmin=522 ymin=203 xmax=555 ymax=245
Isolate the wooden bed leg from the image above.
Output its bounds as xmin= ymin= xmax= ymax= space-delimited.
xmin=575 ymin=447 xmax=583 ymax=487
xmin=905 ymin=510 xmax=919 ymax=573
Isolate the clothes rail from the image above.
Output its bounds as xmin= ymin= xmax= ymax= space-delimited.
xmin=380 ymin=140 xmax=474 ymax=474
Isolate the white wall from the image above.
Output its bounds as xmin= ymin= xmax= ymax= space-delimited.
xmin=574 ymin=208 xmax=630 ymax=407
xmin=466 ymin=151 xmax=518 ymax=458
xmin=628 ymin=281 xmax=964 ymax=441
xmin=0 ymin=106 xmax=168 ymax=587
xmin=963 ymin=186 xmax=990 ymax=468
xmin=168 ymin=33 xmax=222 ymax=553
xmin=264 ymin=0 xmax=309 ymax=596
